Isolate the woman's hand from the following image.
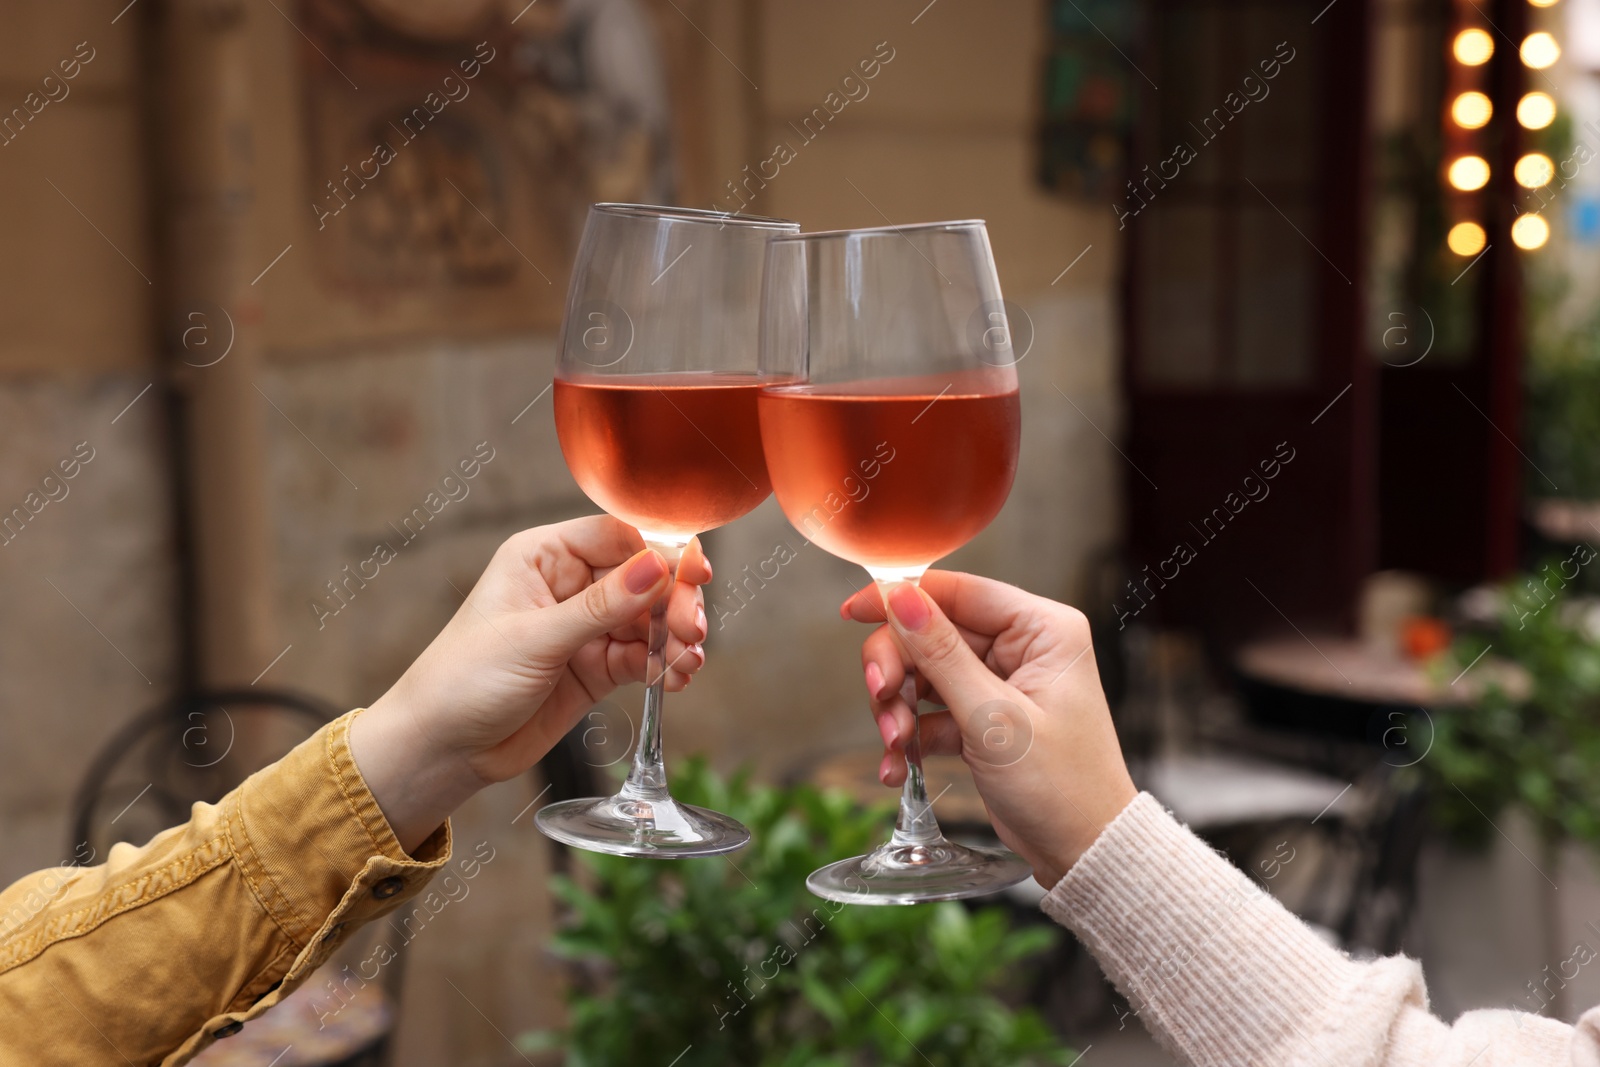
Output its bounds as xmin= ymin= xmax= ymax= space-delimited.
xmin=844 ymin=572 xmax=1137 ymax=887
xmin=352 ymin=516 xmax=711 ymax=851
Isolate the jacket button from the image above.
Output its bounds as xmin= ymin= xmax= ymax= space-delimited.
xmin=212 ymin=1021 xmax=243 ymax=1038
xmin=372 ymin=877 xmax=405 ymax=899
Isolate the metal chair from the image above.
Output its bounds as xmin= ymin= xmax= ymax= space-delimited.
xmin=69 ymin=688 xmax=333 ymax=859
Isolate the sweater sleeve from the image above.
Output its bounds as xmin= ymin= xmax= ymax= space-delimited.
xmin=1040 ymin=792 xmax=1581 ymax=1067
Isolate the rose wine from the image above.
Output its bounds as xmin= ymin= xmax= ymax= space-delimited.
xmin=758 ymin=374 xmax=1020 ymax=570
xmin=554 ymin=373 xmax=776 ymax=539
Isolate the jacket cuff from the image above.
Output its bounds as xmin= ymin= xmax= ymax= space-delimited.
xmin=226 ymin=709 xmax=451 ymax=950
xmin=1041 ymin=792 xmax=1426 ymax=1067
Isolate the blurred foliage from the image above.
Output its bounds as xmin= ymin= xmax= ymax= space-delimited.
xmin=1370 ymin=125 xmax=1479 ymax=364
xmin=1521 ymin=111 xmax=1600 ymax=500
xmin=518 ymin=759 xmax=1072 ymax=1067
xmin=1416 ymin=568 xmax=1600 ymax=847
xmin=1526 ymin=300 xmax=1600 ymax=501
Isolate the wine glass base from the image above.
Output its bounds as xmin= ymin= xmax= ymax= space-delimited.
xmin=805 ymin=838 xmax=1032 ymax=905
xmin=534 ymin=793 xmax=751 ymax=858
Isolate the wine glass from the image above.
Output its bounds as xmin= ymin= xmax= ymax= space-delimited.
xmin=536 ymin=203 xmax=799 ymax=857
xmin=757 ymin=220 xmax=1032 ymax=902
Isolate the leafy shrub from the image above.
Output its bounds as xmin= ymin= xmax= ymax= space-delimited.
xmin=520 ymin=759 xmax=1074 ymax=1067
xmin=1528 ymin=341 xmax=1600 ymax=501
xmin=1419 ymin=570 xmax=1600 ymax=847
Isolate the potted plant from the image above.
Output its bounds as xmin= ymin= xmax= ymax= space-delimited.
xmin=1416 ymin=569 xmax=1600 ymax=1017
xmin=519 ymin=759 xmax=1075 ymax=1066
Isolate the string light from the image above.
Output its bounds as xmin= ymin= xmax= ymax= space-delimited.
xmin=1515 ymin=153 xmax=1555 ymax=188
xmin=1518 ymin=92 xmax=1557 ymax=129
xmin=1448 ymin=155 xmax=1491 ymax=191
xmin=1448 ymin=221 xmax=1487 ymax=256
xmin=1453 ymin=28 xmax=1495 ymax=65
xmin=1451 ymin=91 xmax=1493 ymax=129
xmin=1521 ymin=32 xmax=1560 ymax=69
xmin=1528 ymin=0 xmax=1559 ymax=7
xmin=1512 ymin=214 xmax=1550 ymax=249
xmin=1444 ymin=15 xmax=1560 ymax=257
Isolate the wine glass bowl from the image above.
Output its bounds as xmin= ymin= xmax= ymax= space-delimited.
xmin=536 ymin=203 xmax=799 ymax=858
xmin=757 ymin=369 xmax=1020 ymax=572
xmin=553 ymin=374 xmax=774 ymax=541
xmin=758 ymin=220 xmax=1031 ymax=902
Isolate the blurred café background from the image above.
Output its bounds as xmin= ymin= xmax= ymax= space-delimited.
xmin=6 ymin=0 xmax=1600 ymax=1062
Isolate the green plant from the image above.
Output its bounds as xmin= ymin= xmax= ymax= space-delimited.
xmin=1528 ymin=336 xmax=1600 ymax=501
xmin=1418 ymin=567 xmax=1600 ymax=847
xmin=1523 ymin=120 xmax=1600 ymax=503
xmin=519 ymin=759 xmax=1073 ymax=1067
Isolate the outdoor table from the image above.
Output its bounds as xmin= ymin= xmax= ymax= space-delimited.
xmin=1233 ymin=636 xmax=1529 ymax=742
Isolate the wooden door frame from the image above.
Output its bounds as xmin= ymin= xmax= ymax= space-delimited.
xmin=1120 ymin=0 xmax=1375 ymax=639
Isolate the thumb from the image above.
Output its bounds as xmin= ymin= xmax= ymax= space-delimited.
xmin=541 ymin=549 xmax=672 ymax=658
xmin=882 ymin=583 xmax=1012 ymax=723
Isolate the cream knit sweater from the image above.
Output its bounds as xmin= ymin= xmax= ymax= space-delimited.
xmin=1041 ymin=793 xmax=1595 ymax=1066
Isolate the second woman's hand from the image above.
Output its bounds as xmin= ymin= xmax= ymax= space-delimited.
xmin=843 ymin=572 xmax=1137 ymax=888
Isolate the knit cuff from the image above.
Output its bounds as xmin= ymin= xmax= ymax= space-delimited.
xmin=1041 ymin=792 xmax=1426 ymax=1067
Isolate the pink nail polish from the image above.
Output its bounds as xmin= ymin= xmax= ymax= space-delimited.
xmin=876 ymin=711 xmax=896 ymax=748
xmin=694 ymin=603 xmax=707 ymax=639
xmin=625 ymin=552 xmax=668 ymax=593
xmin=864 ymin=662 xmax=884 ymax=698
xmin=887 ymin=584 xmax=930 ymax=630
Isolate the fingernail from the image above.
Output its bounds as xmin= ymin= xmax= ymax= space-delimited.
xmin=864 ymin=661 xmax=884 ymax=698
xmin=689 ymin=643 xmax=705 ymax=666
xmin=625 ymin=551 xmax=668 ymax=593
xmin=876 ymin=711 xmax=896 ymax=748
xmin=694 ymin=603 xmax=708 ymax=639
xmin=886 ymin=584 xmax=930 ymax=631
xmin=879 ymin=753 xmax=894 ymax=785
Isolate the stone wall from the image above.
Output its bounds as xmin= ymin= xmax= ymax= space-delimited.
xmin=0 ymin=1 xmax=170 ymax=887
xmin=0 ymin=376 xmax=177 ymax=891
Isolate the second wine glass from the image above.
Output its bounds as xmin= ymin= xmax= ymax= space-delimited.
xmin=537 ymin=203 xmax=799 ymax=858
xmin=758 ymin=219 xmax=1033 ymax=902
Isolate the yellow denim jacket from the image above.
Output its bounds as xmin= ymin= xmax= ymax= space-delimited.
xmin=0 ymin=710 xmax=451 ymax=1065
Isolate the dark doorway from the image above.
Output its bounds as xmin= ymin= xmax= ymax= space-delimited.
xmin=1120 ymin=0 xmax=1375 ymax=644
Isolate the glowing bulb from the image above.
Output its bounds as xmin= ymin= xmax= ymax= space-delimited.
xmin=1512 ymin=214 xmax=1550 ymax=249
xmin=1529 ymin=0 xmax=1559 ymax=7
xmin=1515 ymin=153 xmax=1555 ymax=188
xmin=1452 ymin=91 xmax=1493 ymax=129
xmin=1448 ymin=221 xmax=1487 ymax=256
xmin=1454 ymin=28 xmax=1495 ymax=65
xmin=1521 ymin=32 xmax=1560 ymax=69
xmin=1448 ymin=155 xmax=1491 ymax=191
xmin=1518 ymin=92 xmax=1557 ymax=129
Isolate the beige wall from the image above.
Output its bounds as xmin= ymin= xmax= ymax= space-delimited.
xmin=0 ymin=2 xmax=152 ymax=375
xmin=0 ymin=0 xmax=174 ymax=901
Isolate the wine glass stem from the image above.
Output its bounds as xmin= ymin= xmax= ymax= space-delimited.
xmin=619 ymin=540 xmax=684 ymax=804
xmin=875 ymin=576 xmax=944 ymax=849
